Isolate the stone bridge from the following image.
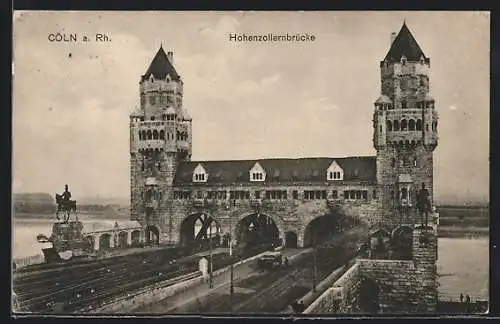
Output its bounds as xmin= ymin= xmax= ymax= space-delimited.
xmin=153 ymin=197 xmax=383 ymax=248
xmin=82 ymin=220 xmax=144 ymax=251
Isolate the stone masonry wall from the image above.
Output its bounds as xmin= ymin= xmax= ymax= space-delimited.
xmin=162 ymin=183 xmax=381 ymax=246
xmin=306 ymin=226 xmax=438 ymax=314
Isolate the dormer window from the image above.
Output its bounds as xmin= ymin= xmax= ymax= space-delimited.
xmin=192 ymin=163 xmax=208 ymax=183
xmin=150 ymin=75 xmax=155 ymax=83
xmin=194 ymin=174 xmax=205 ymax=181
xmin=329 ymin=171 xmax=341 ymax=180
xmin=326 ymin=160 xmax=344 ymax=181
xmin=250 ymin=162 xmax=266 ymax=182
xmin=401 ymin=55 xmax=407 ymax=64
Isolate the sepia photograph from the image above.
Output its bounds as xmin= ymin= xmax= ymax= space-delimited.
xmin=12 ymin=11 xmax=489 ymax=316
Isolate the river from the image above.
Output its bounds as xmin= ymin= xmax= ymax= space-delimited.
xmin=12 ymin=217 xmax=489 ymax=299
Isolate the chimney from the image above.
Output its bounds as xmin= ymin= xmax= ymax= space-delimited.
xmin=390 ymin=32 xmax=397 ymax=46
xmin=167 ymin=51 xmax=174 ymax=65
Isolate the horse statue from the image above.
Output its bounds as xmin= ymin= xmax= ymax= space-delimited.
xmin=55 ymin=193 xmax=77 ymax=223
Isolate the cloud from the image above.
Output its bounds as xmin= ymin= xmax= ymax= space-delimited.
xmin=449 ymin=105 xmax=458 ymax=110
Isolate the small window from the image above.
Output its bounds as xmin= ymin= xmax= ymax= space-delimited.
xmin=373 ymin=190 xmax=377 ymax=199
xmin=150 ymin=96 xmax=156 ymax=105
xmin=332 ymin=190 xmax=338 ymax=199
xmin=292 ymin=190 xmax=298 ymax=200
xmin=401 ymin=101 xmax=407 ymax=109
xmin=255 ymin=191 xmax=261 ymax=199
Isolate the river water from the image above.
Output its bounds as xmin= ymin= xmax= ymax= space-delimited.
xmin=12 ymin=217 xmax=489 ymax=299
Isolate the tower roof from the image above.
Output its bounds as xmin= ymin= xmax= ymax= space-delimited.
xmin=141 ymin=46 xmax=180 ymax=82
xmin=383 ymin=22 xmax=427 ymax=63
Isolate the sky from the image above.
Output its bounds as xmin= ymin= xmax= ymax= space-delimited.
xmin=12 ymin=11 xmax=490 ymax=204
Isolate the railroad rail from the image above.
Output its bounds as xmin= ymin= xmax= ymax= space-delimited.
xmin=13 ymin=247 xmax=219 ymax=313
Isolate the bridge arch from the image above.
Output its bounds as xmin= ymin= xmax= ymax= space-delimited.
xmin=179 ymin=212 xmax=221 ymax=247
xmin=233 ymin=212 xmax=283 ymax=249
xmin=302 ymin=211 xmax=344 ymax=248
xmin=117 ymin=231 xmax=128 ymax=248
xmin=131 ymin=229 xmax=141 ymax=247
xmin=99 ymin=233 xmax=112 ymax=250
xmin=145 ymin=225 xmax=160 ymax=245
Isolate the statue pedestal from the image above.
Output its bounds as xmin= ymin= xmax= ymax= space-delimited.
xmin=51 ymin=221 xmax=84 ymax=251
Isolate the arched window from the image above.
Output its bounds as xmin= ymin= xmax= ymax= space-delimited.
xmin=393 ymin=120 xmax=400 ymax=131
xmin=379 ymin=125 xmax=382 ymax=133
xmin=401 ymin=119 xmax=408 ymax=131
xmin=159 ymin=130 xmax=165 ymax=140
xmin=386 ymin=120 xmax=393 ymax=132
xmin=138 ymin=131 xmax=142 ymax=140
xmin=408 ymin=119 xmax=415 ymax=131
xmin=162 ymin=114 xmax=166 ymax=121
xmin=153 ymin=130 xmax=159 ymax=140
xmin=147 ymin=130 xmax=152 ymax=140
xmin=176 ymin=131 xmax=180 ymax=140
xmin=416 ymin=119 xmax=422 ymax=131
xmin=151 ymin=116 xmax=155 ymax=121
xmin=141 ymin=130 xmax=146 ymax=140
xmin=426 ymin=123 xmax=429 ymax=131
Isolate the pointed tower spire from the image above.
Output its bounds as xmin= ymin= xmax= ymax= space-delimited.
xmin=383 ymin=22 xmax=427 ymax=63
xmin=141 ymin=46 xmax=180 ymax=82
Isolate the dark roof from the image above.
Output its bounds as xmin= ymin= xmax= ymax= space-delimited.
xmin=173 ymin=156 xmax=377 ymax=185
xmin=383 ymin=22 xmax=427 ymax=63
xmin=141 ymin=46 xmax=180 ymax=82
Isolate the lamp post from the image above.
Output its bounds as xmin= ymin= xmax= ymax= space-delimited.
xmin=209 ymin=215 xmax=214 ymax=289
xmin=312 ymin=234 xmax=317 ymax=293
xmin=226 ymin=199 xmax=235 ymax=314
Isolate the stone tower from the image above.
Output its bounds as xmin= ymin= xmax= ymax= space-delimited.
xmin=130 ymin=46 xmax=192 ymax=243
xmin=373 ymin=23 xmax=438 ymax=227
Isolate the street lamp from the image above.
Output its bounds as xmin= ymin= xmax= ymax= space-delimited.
xmin=226 ymin=199 xmax=236 ymax=314
xmin=312 ymin=234 xmax=317 ymax=293
xmin=209 ymin=215 xmax=214 ymax=289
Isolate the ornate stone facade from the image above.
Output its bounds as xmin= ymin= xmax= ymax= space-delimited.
xmin=130 ymin=23 xmax=438 ymax=248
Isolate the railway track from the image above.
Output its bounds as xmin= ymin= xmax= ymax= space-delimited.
xmin=13 ymin=247 xmax=224 ymax=313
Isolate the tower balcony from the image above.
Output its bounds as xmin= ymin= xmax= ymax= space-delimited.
xmin=136 ymin=139 xmax=165 ymax=151
xmin=386 ymin=131 xmax=423 ymax=143
xmin=139 ymin=121 xmax=167 ymax=127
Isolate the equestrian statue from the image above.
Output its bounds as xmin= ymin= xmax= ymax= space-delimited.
xmin=55 ymin=184 xmax=77 ymax=223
